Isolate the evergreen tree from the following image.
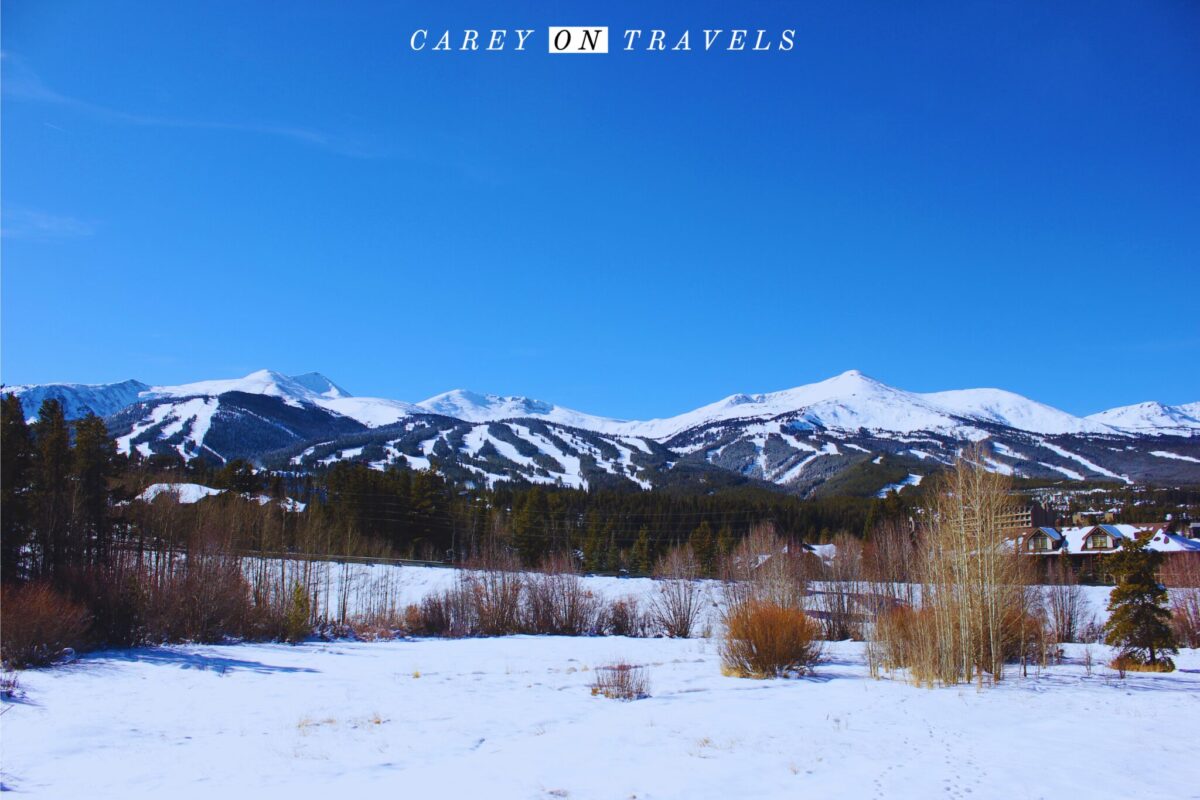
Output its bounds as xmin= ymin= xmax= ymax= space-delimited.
xmin=33 ymin=399 xmax=71 ymax=577
xmin=1 ymin=394 xmax=34 ymax=580
xmin=690 ymin=521 xmax=716 ymax=576
xmin=72 ymin=413 xmax=116 ymax=565
xmin=1103 ymin=537 xmax=1177 ymax=668
xmin=217 ymin=459 xmax=260 ymax=493
xmin=581 ymin=515 xmax=605 ymax=573
xmin=631 ymin=526 xmax=652 ymax=574
xmin=511 ymin=486 xmax=548 ymax=565
xmin=716 ymin=524 xmax=734 ymax=560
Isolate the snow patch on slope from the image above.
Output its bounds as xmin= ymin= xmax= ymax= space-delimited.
xmin=1087 ymin=401 xmax=1200 ymax=436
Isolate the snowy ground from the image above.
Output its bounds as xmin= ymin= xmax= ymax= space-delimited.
xmin=5 ymin=636 xmax=1199 ymax=799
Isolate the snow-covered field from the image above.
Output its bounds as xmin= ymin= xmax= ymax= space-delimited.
xmin=6 ymin=634 xmax=1199 ymax=799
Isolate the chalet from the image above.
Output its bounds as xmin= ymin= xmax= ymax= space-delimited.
xmin=1015 ymin=522 xmax=1200 ymax=582
xmin=1021 ymin=527 xmax=1063 ymax=553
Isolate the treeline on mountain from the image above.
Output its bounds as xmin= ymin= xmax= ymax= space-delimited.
xmin=1 ymin=395 xmax=917 ymax=580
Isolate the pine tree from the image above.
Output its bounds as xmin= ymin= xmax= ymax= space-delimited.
xmin=631 ymin=526 xmax=652 ymax=574
xmin=582 ymin=515 xmax=615 ymax=573
xmin=511 ymin=486 xmax=548 ymax=565
xmin=33 ymin=399 xmax=71 ymax=577
xmin=716 ymin=524 xmax=734 ymax=560
xmin=1 ymin=394 xmax=34 ymax=580
xmin=72 ymin=413 xmax=116 ymax=565
xmin=690 ymin=521 xmax=716 ymax=576
xmin=1103 ymin=537 xmax=1177 ymax=669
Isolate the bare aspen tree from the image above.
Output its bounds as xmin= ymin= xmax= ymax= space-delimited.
xmin=816 ymin=532 xmax=867 ymax=641
xmin=874 ymin=446 xmax=1033 ymax=686
xmin=720 ymin=522 xmax=809 ymax=611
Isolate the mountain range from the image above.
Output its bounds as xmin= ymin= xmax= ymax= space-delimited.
xmin=5 ymin=369 xmax=1199 ymax=497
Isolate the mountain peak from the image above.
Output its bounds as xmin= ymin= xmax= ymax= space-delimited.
xmin=1087 ymin=400 xmax=1200 ymax=435
xmin=289 ymin=372 xmax=351 ymax=399
xmin=417 ymin=389 xmax=557 ymax=421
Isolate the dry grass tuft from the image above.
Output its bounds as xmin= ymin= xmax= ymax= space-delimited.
xmin=590 ymin=661 xmax=650 ymax=700
xmin=1111 ymin=652 xmax=1175 ymax=674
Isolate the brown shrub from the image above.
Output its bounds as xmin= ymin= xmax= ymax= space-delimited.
xmin=1 ymin=582 xmax=92 ymax=668
xmin=523 ymin=561 xmax=599 ymax=635
xmin=1111 ymin=652 xmax=1175 ymax=674
xmin=408 ymin=568 xmax=524 ymax=638
xmin=1043 ymin=561 xmax=1088 ymax=644
xmin=1169 ymin=590 xmax=1200 ymax=648
xmin=1162 ymin=555 xmax=1200 ymax=648
xmin=411 ymin=582 xmax=474 ymax=636
xmin=146 ymin=552 xmax=256 ymax=643
xmin=813 ymin=532 xmax=867 ymax=641
xmin=466 ymin=569 xmax=523 ymax=636
xmin=345 ymin=613 xmax=405 ymax=641
xmin=720 ymin=523 xmax=809 ymax=611
xmin=871 ymin=451 xmax=1033 ymax=687
xmin=869 ymin=601 xmax=1051 ymax=684
xmin=61 ymin=561 xmax=148 ymax=648
xmin=650 ymin=545 xmax=707 ymax=638
xmin=869 ymin=605 xmax=932 ymax=675
xmin=590 ymin=661 xmax=650 ymax=700
xmin=720 ymin=599 xmax=822 ymax=679
xmin=600 ymin=596 xmax=649 ymax=637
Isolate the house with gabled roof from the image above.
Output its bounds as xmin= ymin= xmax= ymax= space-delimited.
xmin=1014 ymin=522 xmax=1200 ymax=582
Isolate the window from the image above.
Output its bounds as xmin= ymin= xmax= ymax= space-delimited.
xmin=1086 ymin=533 xmax=1112 ymax=550
xmin=1028 ymin=534 xmax=1051 ymax=552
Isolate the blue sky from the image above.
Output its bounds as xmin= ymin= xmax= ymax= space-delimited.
xmin=2 ymin=1 xmax=1197 ymax=418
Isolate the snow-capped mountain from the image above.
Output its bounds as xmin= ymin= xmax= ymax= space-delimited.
xmin=1086 ymin=401 xmax=1200 ymax=437
xmin=288 ymin=372 xmax=351 ymax=399
xmin=920 ymin=387 xmax=1115 ymax=436
xmin=416 ymin=389 xmax=627 ymax=432
xmin=4 ymin=379 xmax=150 ymax=422
xmin=147 ymin=369 xmax=330 ymax=407
xmin=413 ymin=371 xmax=1120 ymax=440
xmin=6 ymin=368 xmax=1198 ymax=494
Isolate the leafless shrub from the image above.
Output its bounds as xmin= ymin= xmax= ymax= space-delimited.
xmin=1161 ymin=554 xmax=1200 ymax=587
xmin=720 ymin=599 xmax=822 ymax=678
xmin=412 ymin=579 xmax=475 ymax=637
xmin=408 ymin=560 xmax=525 ymax=638
xmin=146 ymin=549 xmax=256 ymax=643
xmin=863 ymin=519 xmax=918 ymax=606
xmin=720 ymin=523 xmax=809 ymax=610
xmin=467 ymin=566 xmax=524 ymax=636
xmin=870 ymin=594 xmax=1050 ymax=684
xmin=523 ymin=554 xmax=600 ymax=635
xmin=813 ymin=532 xmax=866 ymax=641
xmin=1043 ymin=559 xmax=1087 ymax=644
xmin=1072 ymin=612 xmax=1101 ymax=643
xmin=1112 ymin=653 xmax=1129 ymax=678
xmin=650 ymin=545 xmax=707 ymax=638
xmin=1162 ymin=555 xmax=1200 ymax=648
xmin=599 ymin=596 xmax=649 ymax=637
xmin=0 ymin=582 xmax=91 ymax=668
xmin=343 ymin=611 xmax=406 ymax=641
xmin=868 ymin=449 xmax=1034 ymax=687
xmin=590 ymin=661 xmax=650 ymax=700
xmin=0 ymin=670 xmax=19 ymax=698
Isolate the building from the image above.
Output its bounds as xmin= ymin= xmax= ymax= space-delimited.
xmin=1014 ymin=523 xmax=1200 ymax=582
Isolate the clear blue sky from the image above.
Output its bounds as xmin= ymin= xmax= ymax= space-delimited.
xmin=2 ymin=1 xmax=1197 ymax=418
